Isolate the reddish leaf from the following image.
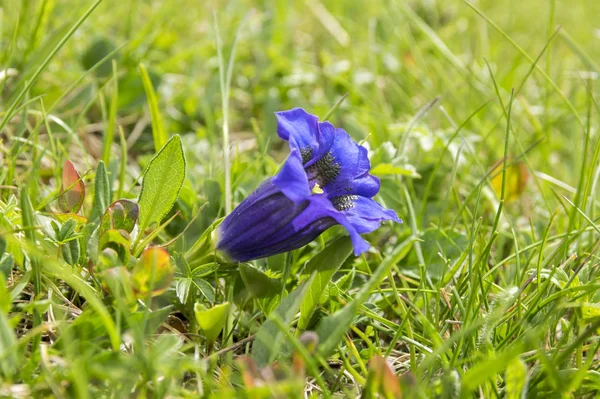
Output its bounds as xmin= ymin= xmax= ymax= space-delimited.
xmin=132 ymin=247 xmax=173 ymax=297
xmin=99 ymin=199 xmax=139 ymax=235
xmin=58 ymin=160 xmax=85 ymax=213
xmin=362 ymin=355 xmax=403 ymax=399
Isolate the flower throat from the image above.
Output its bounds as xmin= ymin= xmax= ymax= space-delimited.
xmin=301 ymin=146 xmax=357 ymax=211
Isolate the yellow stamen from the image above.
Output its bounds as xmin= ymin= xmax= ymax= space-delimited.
xmin=312 ymin=183 xmax=324 ymax=195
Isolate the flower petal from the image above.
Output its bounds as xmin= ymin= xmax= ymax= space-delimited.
xmin=272 ymin=148 xmax=311 ymax=202
xmin=293 ymin=195 xmax=371 ymax=256
xmin=343 ymin=196 xmax=401 ymax=234
xmin=276 ymin=108 xmax=320 ymax=154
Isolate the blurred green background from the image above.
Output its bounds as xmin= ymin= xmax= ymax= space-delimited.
xmin=3 ymin=0 xmax=600 ymax=397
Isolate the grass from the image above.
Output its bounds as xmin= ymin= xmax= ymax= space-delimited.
xmin=1 ymin=0 xmax=600 ymax=397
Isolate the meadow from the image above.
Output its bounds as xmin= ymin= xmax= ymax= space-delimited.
xmin=2 ymin=0 xmax=600 ymax=397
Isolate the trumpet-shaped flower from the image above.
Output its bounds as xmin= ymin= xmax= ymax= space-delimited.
xmin=216 ymin=108 xmax=401 ymax=262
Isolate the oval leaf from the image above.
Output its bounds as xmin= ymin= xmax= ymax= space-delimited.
xmin=98 ymin=229 xmax=131 ymax=264
xmin=138 ymin=135 xmax=186 ymax=231
xmin=100 ymin=199 xmax=139 ymax=235
xmin=58 ymin=160 xmax=85 ymax=213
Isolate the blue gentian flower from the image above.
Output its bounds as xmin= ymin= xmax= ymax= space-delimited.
xmin=216 ymin=108 xmax=401 ymax=262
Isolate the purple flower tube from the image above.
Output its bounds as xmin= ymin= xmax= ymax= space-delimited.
xmin=216 ymin=108 xmax=401 ymax=262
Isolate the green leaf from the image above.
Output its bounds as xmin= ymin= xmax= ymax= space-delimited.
xmin=298 ymin=237 xmax=353 ymax=330
xmin=99 ymin=199 xmax=139 ymax=235
xmin=61 ymin=238 xmax=81 ymax=266
xmin=140 ymin=63 xmax=167 ymax=152
xmin=239 ymin=263 xmax=282 ymax=298
xmin=175 ymin=278 xmax=192 ymax=304
xmin=173 ymin=252 xmax=191 ymax=276
xmin=252 ymin=275 xmax=314 ymax=367
xmin=505 ymin=357 xmax=528 ymax=399
xmin=315 ymin=237 xmax=414 ymax=357
xmin=193 ymin=278 xmax=216 ymax=303
xmin=98 ymin=229 xmax=131 ymax=264
xmin=93 ymin=161 xmax=111 ymax=219
xmin=0 ymin=310 xmax=18 ymax=378
xmin=56 ymin=219 xmax=78 ymax=242
xmin=191 ymin=263 xmax=219 ymax=278
xmin=185 ymin=217 xmax=223 ymax=268
xmin=138 ymin=135 xmax=186 ymax=231
xmin=194 ymin=302 xmax=230 ymax=345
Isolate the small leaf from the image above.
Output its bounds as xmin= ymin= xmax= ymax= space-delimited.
xmin=131 ymin=247 xmax=173 ymax=297
xmin=58 ymin=160 xmax=85 ymax=213
xmin=194 ymin=302 xmax=230 ymax=345
xmin=138 ymin=135 xmax=186 ymax=231
xmin=92 ymin=161 xmax=111 ymax=219
xmin=193 ymin=278 xmax=216 ymax=303
xmin=61 ymin=238 xmax=81 ymax=266
xmin=252 ymin=275 xmax=314 ymax=368
xmin=490 ymin=159 xmax=529 ymax=202
xmin=99 ymin=199 xmax=139 ymax=235
xmin=335 ymin=267 xmax=355 ymax=292
xmin=98 ymin=229 xmax=131 ymax=264
xmin=175 ymin=278 xmax=192 ymax=304
xmin=239 ymin=263 xmax=282 ymax=298
xmin=190 ymin=262 xmax=219 ymax=278
xmin=362 ymin=355 xmax=403 ymax=399
xmin=299 ymin=237 xmax=353 ymax=330
xmin=173 ymin=252 xmax=191 ymax=276
xmin=505 ymin=357 xmax=528 ymax=399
